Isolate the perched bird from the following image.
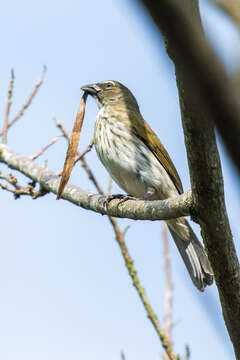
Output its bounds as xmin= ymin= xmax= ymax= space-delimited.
xmin=81 ymin=80 xmax=213 ymax=291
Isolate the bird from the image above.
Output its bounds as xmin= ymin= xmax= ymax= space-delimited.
xmin=81 ymin=80 xmax=213 ymax=291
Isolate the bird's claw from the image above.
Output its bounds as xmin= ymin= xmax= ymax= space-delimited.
xmin=101 ymin=194 xmax=137 ymax=211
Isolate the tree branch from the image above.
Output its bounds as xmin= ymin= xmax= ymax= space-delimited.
xmin=111 ymin=219 xmax=177 ymax=360
xmin=139 ymin=0 xmax=240 ymax=176
xmin=0 ymin=66 xmax=46 ymax=136
xmin=0 ymin=144 xmax=191 ymax=221
xmin=2 ymin=69 xmax=14 ymax=144
xmin=138 ymin=0 xmax=240 ymax=357
xmin=163 ymin=225 xmax=173 ymax=343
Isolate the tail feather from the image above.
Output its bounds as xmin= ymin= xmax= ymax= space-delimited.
xmin=167 ymin=219 xmax=213 ymax=291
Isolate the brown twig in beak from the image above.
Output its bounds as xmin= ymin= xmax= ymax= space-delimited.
xmin=56 ymin=92 xmax=88 ymax=199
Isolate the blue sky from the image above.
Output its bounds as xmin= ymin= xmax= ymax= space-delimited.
xmin=0 ymin=1 xmax=239 ymax=359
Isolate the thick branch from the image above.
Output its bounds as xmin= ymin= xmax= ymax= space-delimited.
xmin=139 ymin=0 xmax=240 ymax=176
xmin=138 ymin=0 xmax=240 ymax=357
xmin=0 ymin=144 xmax=191 ymax=221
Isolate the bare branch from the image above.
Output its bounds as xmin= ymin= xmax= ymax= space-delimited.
xmin=120 ymin=351 xmax=126 ymax=360
xmin=109 ymin=217 xmax=177 ymax=360
xmin=0 ymin=66 xmax=46 ymax=136
xmin=163 ymin=225 xmax=173 ymax=342
xmin=0 ymin=169 xmax=48 ymax=199
xmin=0 ymin=144 xmax=192 ymax=220
xmin=56 ymin=121 xmax=69 ymax=140
xmin=2 ymin=69 xmax=15 ymax=144
xmin=138 ymin=0 xmax=240 ymax=356
xmin=0 ymin=171 xmax=19 ymax=188
xmin=74 ymin=139 xmax=94 ymax=163
xmin=30 ymin=135 xmax=61 ymax=160
xmin=139 ymin=0 xmax=240 ymax=176
xmin=185 ymin=345 xmax=190 ymax=360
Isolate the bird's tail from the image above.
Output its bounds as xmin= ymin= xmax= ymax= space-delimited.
xmin=166 ymin=217 xmax=213 ymax=291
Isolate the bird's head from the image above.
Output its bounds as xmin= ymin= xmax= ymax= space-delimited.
xmin=81 ymin=80 xmax=139 ymax=111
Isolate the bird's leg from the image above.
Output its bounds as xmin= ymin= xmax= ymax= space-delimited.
xmin=104 ymin=188 xmax=153 ymax=211
xmin=101 ymin=194 xmax=137 ymax=211
xmin=101 ymin=187 xmax=156 ymax=211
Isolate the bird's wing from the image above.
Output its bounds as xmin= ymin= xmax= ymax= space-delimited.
xmin=130 ymin=112 xmax=183 ymax=194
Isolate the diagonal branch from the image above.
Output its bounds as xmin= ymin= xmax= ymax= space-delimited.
xmin=30 ymin=135 xmax=61 ymax=160
xmin=139 ymin=0 xmax=240 ymax=176
xmin=138 ymin=0 xmax=240 ymax=357
xmin=111 ymin=218 xmax=177 ymax=360
xmin=2 ymin=69 xmax=15 ymax=144
xmin=0 ymin=66 xmax=46 ymax=136
xmin=163 ymin=225 xmax=173 ymax=343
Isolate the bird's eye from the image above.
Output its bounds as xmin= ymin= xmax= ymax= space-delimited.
xmin=105 ymin=82 xmax=114 ymax=88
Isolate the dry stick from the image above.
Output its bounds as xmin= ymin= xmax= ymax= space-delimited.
xmin=0 ymin=66 xmax=46 ymax=136
xmin=56 ymin=122 xmax=178 ymax=360
xmin=56 ymin=123 xmax=103 ymax=193
xmin=30 ymin=135 xmax=61 ymax=160
xmin=2 ymin=69 xmax=15 ymax=144
xmin=56 ymin=92 xmax=88 ymax=199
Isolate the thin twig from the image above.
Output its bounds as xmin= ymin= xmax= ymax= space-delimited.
xmin=0 ymin=170 xmax=48 ymax=199
xmin=120 ymin=350 xmax=126 ymax=360
xmin=56 ymin=121 xmax=178 ymax=360
xmin=0 ymin=171 xmax=19 ymax=188
xmin=110 ymin=217 xmax=177 ymax=360
xmin=80 ymin=157 xmax=103 ymax=194
xmin=2 ymin=69 xmax=15 ymax=144
xmin=163 ymin=225 xmax=173 ymax=342
xmin=185 ymin=345 xmax=190 ymax=360
xmin=74 ymin=139 xmax=94 ymax=163
xmin=56 ymin=121 xmax=69 ymax=139
xmin=30 ymin=135 xmax=61 ymax=160
xmin=0 ymin=66 xmax=46 ymax=136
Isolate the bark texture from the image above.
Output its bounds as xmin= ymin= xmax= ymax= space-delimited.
xmin=139 ymin=0 xmax=240 ymax=357
xmin=139 ymin=0 xmax=240 ymax=176
xmin=0 ymin=144 xmax=191 ymax=221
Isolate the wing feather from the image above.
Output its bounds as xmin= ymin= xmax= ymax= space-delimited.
xmin=129 ymin=111 xmax=183 ymax=194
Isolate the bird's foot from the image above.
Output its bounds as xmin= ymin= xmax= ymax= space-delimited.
xmin=101 ymin=194 xmax=137 ymax=211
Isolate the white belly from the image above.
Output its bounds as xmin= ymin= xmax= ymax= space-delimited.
xmin=94 ymin=111 xmax=178 ymax=200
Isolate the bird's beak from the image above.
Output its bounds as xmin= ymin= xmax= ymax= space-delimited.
xmin=81 ymin=84 xmax=101 ymax=95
